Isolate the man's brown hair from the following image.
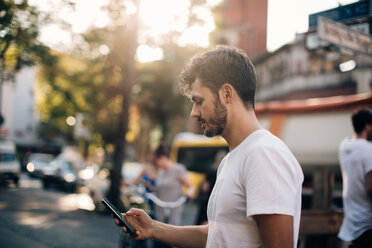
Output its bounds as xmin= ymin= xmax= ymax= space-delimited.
xmin=178 ymin=45 xmax=257 ymax=108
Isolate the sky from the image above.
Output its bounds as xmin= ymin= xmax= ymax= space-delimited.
xmin=32 ymin=0 xmax=358 ymax=62
xmin=267 ymin=0 xmax=357 ymax=51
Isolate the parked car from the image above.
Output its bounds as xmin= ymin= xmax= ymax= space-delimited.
xmin=0 ymin=139 xmax=21 ymax=186
xmin=41 ymin=158 xmax=82 ymax=192
xmin=26 ymin=153 xmax=55 ymax=178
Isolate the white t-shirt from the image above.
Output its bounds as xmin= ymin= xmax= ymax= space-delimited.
xmin=338 ymin=137 xmax=372 ymax=241
xmin=206 ymin=129 xmax=304 ymax=248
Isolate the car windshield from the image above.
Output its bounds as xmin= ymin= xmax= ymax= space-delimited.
xmin=177 ymin=146 xmax=229 ymax=173
xmin=59 ymin=160 xmax=75 ymax=173
xmin=45 ymin=160 xmax=64 ymax=171
xmin=30 ymin=154 xmax=54 ymax=163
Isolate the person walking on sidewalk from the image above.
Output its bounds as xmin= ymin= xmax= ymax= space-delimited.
xmin=115 ymin=45 xmax=304 ymax=248
xmin=151 ymin=143 xmax=194 ymax=226
xmin=338 ymin=108 xmax=372 ymax=248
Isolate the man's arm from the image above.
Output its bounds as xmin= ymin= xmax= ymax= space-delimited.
xmin=366 ymin=171 xmax=372 ymax=201
xmin=152 ymin=221 xmax=208 ymax=248
xmin=254 ymin=214 xmax=294 ymax=248
xmin=119 ymin=208 xmax=208 ymax=248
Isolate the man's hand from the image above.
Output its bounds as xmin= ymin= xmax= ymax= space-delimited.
xmin=115 ymin=208 xmax=154 ymax=240
xmin=115 ymin=208 xmax=208 ymax=248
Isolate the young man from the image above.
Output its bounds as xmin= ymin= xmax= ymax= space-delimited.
xmin=338 ymin=108 xmax=372 ymax=248
xmin=116 ymin=46 xmax=304 ymax=248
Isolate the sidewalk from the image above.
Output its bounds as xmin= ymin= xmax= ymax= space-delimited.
xmin=0 ymin=208 xmax=121 ymax=248
xmin=0 ymin=185 xmax=121 ymax=248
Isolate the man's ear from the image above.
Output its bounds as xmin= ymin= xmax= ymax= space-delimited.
xmin=219 ymin=83 xmax=233 ymax=104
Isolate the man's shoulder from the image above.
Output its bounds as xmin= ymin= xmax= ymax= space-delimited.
xmin=360 ymin=139 xmax=372 ymax=154
xmin=242 ymin=130 xmax=301 ymax=168
xmin=242 ymin=129 xmax=290 ymax=153
xmin=344 ymin=138 xmax=372 ymax=149
xmin=233 ymin=135 xmax=296 ymax=168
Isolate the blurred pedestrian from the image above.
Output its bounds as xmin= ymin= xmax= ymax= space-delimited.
xmin=115 ymin=45 xmax=303 ymax=248
xmin=123 ymin=160 xmax=157 ymax=214
xmin=338 ymin=108 xmax=372 ymax=248
xmin=123 ymin=161 xmax=157 ymax=195
xmin=152 ymin=143 xmax=194 ymax=225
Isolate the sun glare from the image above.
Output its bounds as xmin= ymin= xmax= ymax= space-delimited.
xmin=136 ymin=0 xmax=218 ymax=62
xmin=139 ymin=0 xmax=190 ymax=36
xmin=35 ymin=0 xmax=221 ymax=62
xmin=136 ymin=44 xmax=163 ymax=63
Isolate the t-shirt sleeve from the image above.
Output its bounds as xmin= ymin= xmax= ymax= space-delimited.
xmin=242 ymin=146 xmax=300 ymax=217
xmin=363 ymin=143 xmax=372 ymax=174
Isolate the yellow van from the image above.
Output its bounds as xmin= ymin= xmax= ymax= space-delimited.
xmin=169 ymin=132 xmax=229 ymax=197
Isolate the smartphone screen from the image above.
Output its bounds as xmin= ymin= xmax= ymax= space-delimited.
xmin=101 ymin=198 xmax=137 ymax=235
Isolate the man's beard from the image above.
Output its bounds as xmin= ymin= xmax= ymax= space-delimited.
xmin=198 ymin=97 xmax=227 ymax=137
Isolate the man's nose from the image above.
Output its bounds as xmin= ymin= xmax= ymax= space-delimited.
xmin=190 ymin=104 xmax=200 ymax=118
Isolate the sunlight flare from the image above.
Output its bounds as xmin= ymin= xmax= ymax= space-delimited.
xmin=136 ymin=44 xmax=163 ymax=63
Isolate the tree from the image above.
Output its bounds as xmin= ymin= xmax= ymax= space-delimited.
xmin=101 ymin=0 xmax=139 ymax=207
xmin=36 ymin=52 xmax=97 ymax=143
xmin=0 ymin=0 xmax=57 ymax=120
xmin=36 ymin=0 xmax=139 ymax=208
xmin=134 ymin=44 xmax=204 ymax=143
xmin=35 ymin=0 xmax=213 ymax=208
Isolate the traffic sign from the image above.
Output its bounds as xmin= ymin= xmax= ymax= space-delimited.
xmin=318 ymin=16 xmax=372 ymax=55
xmin=309 ymin=1 xmax=370 ymax=29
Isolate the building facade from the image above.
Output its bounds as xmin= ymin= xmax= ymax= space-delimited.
xmin=254 ymin=0 xmax=372 ymax=102
xmin=1 ymin=67 xmax=40 ymax=146
xmin=214 ymin=0 xmax=268 ymax=60
xmin=254 ymin=36 xmax=372 ymax=102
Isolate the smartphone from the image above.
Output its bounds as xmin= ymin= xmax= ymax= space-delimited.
xmin=101 ymin=198 xmax=137 ymax=235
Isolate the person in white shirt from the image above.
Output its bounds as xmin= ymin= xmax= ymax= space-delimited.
xmin=115 ymin=45 xmax=304 ymax=248
xmin=338 ymin=108 xmax=372 ymax=248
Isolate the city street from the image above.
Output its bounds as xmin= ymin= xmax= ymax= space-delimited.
xmin=1 ymin=1 xmax=371 ymax=248
xmin=0 ymin=174 xmax=121 ymax=248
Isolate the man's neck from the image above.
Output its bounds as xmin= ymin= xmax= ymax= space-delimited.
xmin=222 ymin=108 xmax=262 ymax=150
xmin=355 ymin=130 xmax=368 ymax=140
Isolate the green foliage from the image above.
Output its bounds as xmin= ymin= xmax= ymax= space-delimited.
xmin=36 ymin=18 xmax=134 ymax=147
xmin=0 ymin=0 xmax=54 ymax=82
xmin=35 ymin=0 xmax=210 ymax=149
xmin=36 ymin=52 xmax=98 ymax=144
xmin=33 ymin=0 xmax=213 ymax=207
xmin=134 ymin=44 xmax=204 ymax=142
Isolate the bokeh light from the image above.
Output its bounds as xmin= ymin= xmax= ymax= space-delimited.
xmin=66 ymin=116 xmax=76 ymax=126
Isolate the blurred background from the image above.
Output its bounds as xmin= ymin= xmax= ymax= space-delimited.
xmin=0 ymin=0 xmax=371 ymax=247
